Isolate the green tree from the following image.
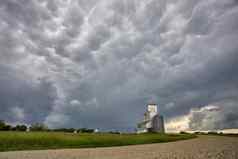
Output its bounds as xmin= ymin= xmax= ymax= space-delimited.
xmin=0 ymin=120 xmax=12 ymax=131
xmin=0 ymin=120 xmax=6 ymax=130
xmin=30 ymin=123 xmax=48 ymax=131
xmin=15 ymin=125 xmax=27 ymax=131
xmin=0 ymin=120 xmax=5 ymax=128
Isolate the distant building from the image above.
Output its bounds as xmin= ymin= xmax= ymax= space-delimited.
xmin=94 ymin=129 xmax=99 ymax=133
xmin=137 ymin=104 xmax=165 ymax=133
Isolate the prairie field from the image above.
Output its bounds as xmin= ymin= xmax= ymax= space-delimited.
xmin=1 ymin=135 xmax=238 ymax=159
xmin=0 ymin=131 xmax=195 ymax=152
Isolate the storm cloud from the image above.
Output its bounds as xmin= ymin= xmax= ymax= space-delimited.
xmin=0 ymin=0 xmax=238 ymax=131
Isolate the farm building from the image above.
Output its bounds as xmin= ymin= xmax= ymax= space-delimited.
xmin=137 ymin=104 xmax=165 ymax=133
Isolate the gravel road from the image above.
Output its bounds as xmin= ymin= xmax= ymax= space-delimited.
xmin=0 ymin=135 xmax=237 ymax=159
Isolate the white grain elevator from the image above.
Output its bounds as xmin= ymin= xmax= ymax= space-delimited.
xmin=137 ymin=104 xmax=165 ymax=133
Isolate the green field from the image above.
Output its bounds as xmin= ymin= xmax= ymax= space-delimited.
xmin=0 ymin=131 xmax=196 ymax=152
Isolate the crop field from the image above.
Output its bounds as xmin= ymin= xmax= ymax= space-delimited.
xmin=0 ymin=132 xmax=196 ymax=152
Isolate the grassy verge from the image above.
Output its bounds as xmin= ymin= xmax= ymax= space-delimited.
xmin=0 ymin=131 xmax=196 ymax=152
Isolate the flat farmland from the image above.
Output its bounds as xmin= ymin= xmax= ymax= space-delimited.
xmin=0 ymin=135 xmax=237 ymax=159
xmin=0 ymin=132 xmax=195 ymax=152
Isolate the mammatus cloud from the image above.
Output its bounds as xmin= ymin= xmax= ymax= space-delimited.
xmin=0 ymin=0 xmax=238 ymax=131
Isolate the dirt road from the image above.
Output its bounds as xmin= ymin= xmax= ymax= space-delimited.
xmin=0 ymin=135 xmax=237 ymax=159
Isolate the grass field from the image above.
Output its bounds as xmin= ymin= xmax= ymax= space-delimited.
xmin=0 ymin=131 xmax=196 ymax=152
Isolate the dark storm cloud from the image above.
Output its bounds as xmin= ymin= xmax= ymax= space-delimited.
xmin=0 ymin=0 xmax=238 ymax=131
xmin=0 ymin=65 xmax=56 ymax=124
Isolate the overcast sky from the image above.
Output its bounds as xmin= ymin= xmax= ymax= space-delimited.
xmin=0 ymin=0 xmax=238 ymax=132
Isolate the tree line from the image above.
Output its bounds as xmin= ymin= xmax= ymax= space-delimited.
xmin=0 ymin=120 xmax=95 ymax=133
xmin=0 ymin=120 xmax=27 ymax=131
